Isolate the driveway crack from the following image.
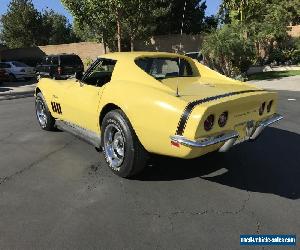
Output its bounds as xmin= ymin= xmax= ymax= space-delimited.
xmin=0 ymin=139 xmax=74 ymax=186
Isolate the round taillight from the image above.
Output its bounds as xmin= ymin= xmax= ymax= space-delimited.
xmin=204 ymin=114 xmax=215 ymax=131
xmin=218 ymin=111 xmax=228 ymax=127
xmin=267 ymin=100 xmax=273 ymax=112
xmin=259 ymin=102 xmax=266 ymax=116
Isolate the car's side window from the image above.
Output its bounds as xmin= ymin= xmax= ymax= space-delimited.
xmin=82 ymin=59 xmax=116 ymax=87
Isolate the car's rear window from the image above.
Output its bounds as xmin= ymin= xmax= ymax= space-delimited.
xmin=60 ymin=55 xmax=83 ymax=66
xmin=135 ymin=57 xmax=197 ymax=80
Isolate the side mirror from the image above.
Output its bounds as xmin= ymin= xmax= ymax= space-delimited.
xmin=75 ymin=71 xmax=83 ymax=81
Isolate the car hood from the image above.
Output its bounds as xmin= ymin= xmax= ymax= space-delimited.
xmin=160 ymin=77 xmax=261 ymax=103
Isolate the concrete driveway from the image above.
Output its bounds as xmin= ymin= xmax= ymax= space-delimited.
xmin=0 ymin=80 xmax=299 ymax=249
xmin=249 ymin=75 xmax=300 ymax=92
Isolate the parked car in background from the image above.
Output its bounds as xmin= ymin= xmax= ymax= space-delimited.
xmin=185 ymin=51 xmax=204 ymax=63
xmin=0 ymin=61 xmax=35 ymax=81
xmin=0 ymin=69 xmax=10 ymax=83
xmin=36 ymin=54 xmax=84 ymax=80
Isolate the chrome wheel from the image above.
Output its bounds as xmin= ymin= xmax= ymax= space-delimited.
xmin=36 ymin=99 xmax=47 ymax=127
xmin=104 ymin=124 xmax=125 ymax=169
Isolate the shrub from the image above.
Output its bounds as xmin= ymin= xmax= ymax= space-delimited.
xmin=291 ymin=50 xmax=300 ymax=64
xmin=201 ymin=24 xmax=255 ymax=78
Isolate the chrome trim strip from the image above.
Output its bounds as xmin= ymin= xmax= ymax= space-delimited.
xmin=250 ymin=113 xmax=283 ymax=140
xmin=170 ymin=131 xmax=239 ymax=148
xmin=55 ymin=120 xmax=101 ymax=148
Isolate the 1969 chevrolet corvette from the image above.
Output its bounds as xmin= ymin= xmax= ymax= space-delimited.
xmin=35 ymin=52 xmax=283 ymax=177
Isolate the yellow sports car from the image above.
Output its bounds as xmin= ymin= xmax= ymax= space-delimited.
xmin=35 ymin=52 xmax=283 ymax=177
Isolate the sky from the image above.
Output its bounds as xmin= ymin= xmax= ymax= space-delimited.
xmin=0 ymin=0 xmax=222 ymax=23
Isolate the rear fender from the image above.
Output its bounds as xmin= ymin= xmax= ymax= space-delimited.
xmin=99 ymin=80 xmax=187 ymax=155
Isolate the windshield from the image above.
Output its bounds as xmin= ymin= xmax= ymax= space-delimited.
xmin=135 ymin=57 xmax=197 ymax=80
xmin=12 ymin=61 xmax=29 ymax=67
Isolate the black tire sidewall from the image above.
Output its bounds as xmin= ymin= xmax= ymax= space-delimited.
xmin=102 ymin=111 xmax=136 ymax=177
xmin=35 ymin=93 xmax=55 ymax=131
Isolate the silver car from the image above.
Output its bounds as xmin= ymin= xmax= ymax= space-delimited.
xmin=0 ymin=61 xmax=35 ymax=81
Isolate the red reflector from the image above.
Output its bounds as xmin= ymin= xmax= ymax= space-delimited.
xmin=171 ymin=141 xmax=180 ymax=147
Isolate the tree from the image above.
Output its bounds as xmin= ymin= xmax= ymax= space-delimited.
xmin=122 ymin=0 xmax=168 ymax=51
xmin=42 ymin=10 xmax=79 ymax=45
xmin=218 ymin=0 xmax=297 ymax=63
xmin=73 ymin=21 xmax=99 ymax=42
xmin=0 ymin=0 xmax=43 ymax=48
xmin=61 ymin=0 xmax=118 ymax=51
xmin=203 ymin=15 xmax=218 ymax=32
xmin=248 ymin=1 xmax=290 ymax=59
xmin=155 ymin=0 xmax=208 ymax=35
xmin=0 ymin=0 xmax=79 ymax=48
xmin=201 ymin=23 xmax=254 ymax=77
xmin=282 ymin=0 xmax=300 ymax=25
xmin=62 ymin=0 xmax=167 ymax=52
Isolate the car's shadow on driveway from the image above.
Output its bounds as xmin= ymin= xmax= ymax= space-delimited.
xmin=137 ymin=127 xmax=300 ymax=200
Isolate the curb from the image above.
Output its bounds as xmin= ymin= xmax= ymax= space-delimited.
xmin=0 ymin=91 xmax=35 ymax=101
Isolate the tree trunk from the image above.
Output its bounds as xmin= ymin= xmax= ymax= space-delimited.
xmin=102 ymin=36 xmax=107 ymax=54
xmin=255 ymin=41 xmax=260 ymax=58
xmin=104 ymin=41 xmax=107 ymax=54
xmin=130 ymin=35 xmax=134 ymax=51
xmin=116 ymin=9 xmax=122 ymax=52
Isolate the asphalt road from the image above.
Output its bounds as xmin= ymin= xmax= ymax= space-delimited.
xmin=0 ymin=90 xmax=299 ymax=250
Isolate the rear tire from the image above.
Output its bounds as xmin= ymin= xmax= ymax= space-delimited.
xmin=101 ymin=110 xmax=148 ymax=178
xmin=35 ymin=92 xmax=55 ymax=131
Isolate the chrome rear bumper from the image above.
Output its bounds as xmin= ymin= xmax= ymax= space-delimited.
xmin=170 ymin=113 xmax=283 ymax=152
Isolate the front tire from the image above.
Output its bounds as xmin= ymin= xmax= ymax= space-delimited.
xmin=35 ymin=92 xmax=55 ymax=131
xmin=101 ymin=110 xmax=148 ymax=178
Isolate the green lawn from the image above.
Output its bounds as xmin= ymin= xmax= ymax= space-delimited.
xmin=248 ymin=70 xmax=300 ymax=81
